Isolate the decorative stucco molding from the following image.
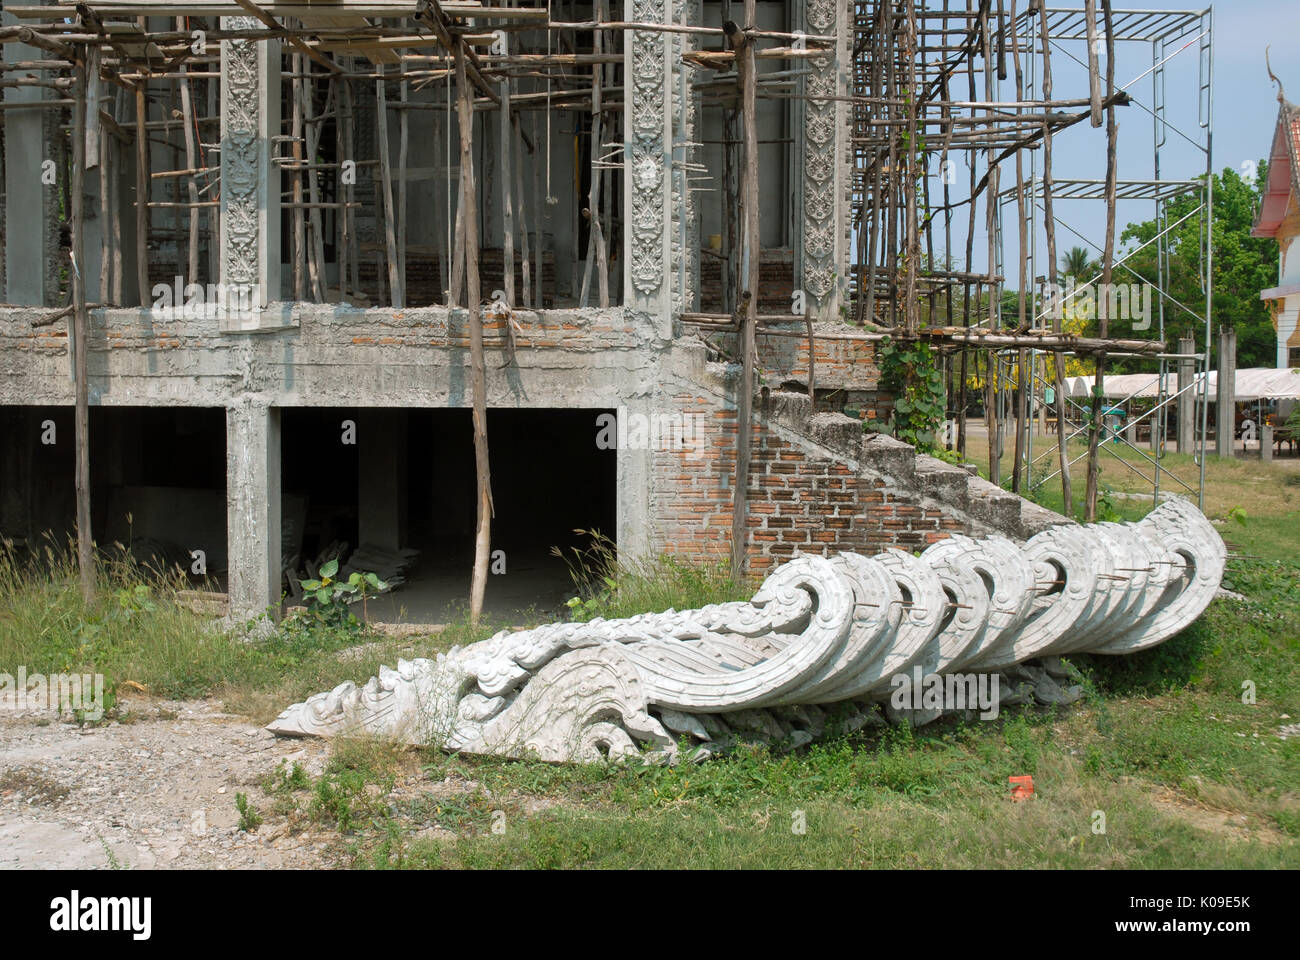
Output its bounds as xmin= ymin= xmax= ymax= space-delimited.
xmin=800 ymin=0 xmax=841 ymax=311
xmin=270 ymin=498 xmax=1226 ymax=762
xmin=220 ymin=22 xmax=280 ymax=309
xmin=627 ymin=0 xmax=670 ymax=300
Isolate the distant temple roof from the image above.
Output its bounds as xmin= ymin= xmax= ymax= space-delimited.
xmin=1252 ymin=98 xmax=1300 ymax=240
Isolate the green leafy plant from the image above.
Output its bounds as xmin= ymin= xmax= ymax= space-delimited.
xmin=866 ymin=336 xmax=947 ymax=453
xmin=300 ymin=558 xmax=389 ymax=627
xmin=235 ymin=792 xmax=263 ymax=832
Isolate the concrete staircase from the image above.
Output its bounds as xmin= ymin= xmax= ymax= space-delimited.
xmin=761 ymin=390 xmax=1071 ymax=542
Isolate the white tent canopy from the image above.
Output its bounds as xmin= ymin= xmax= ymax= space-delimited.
xmin=1064 ymin=368 xmax=1300 ymax=403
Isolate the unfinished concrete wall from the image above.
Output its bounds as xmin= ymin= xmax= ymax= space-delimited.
xmin=1 ymin=295 xmax=1068 ymax=619
xmin=2 ymin=0 xmax=61 ymax=307
xmin=0 ymin=301 xmax=669 ymax=615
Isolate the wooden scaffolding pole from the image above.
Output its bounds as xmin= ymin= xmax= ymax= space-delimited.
xmin=729 ymin=5 xmax=758 ymax=581
xmin=303 ymin=64 xmax=328 ymax=301
xmin=178 ymin=55 xmax=200 ymax=283
xmin=1084 ymin=0 xmax=1118 ymax=521
xmin=578 ymin=1 xmax=609 ymax=308
xmin=513 ymin=110 xmax=531 ymax=308
xmin=291 ymin=51 xmax=306 ymax=299
xmin=1037 ymin=0 xmax=1072 ymax=517
xmin=397 ymin=61 xmax=409 ymax=302
xmin=71 ymin=55 xmax=94 ymax=602
xmin=376 ymin=62 xmax=403 ymax=306
xmin=982 ymin=2 xmax=1001 ymax=486
xmin=1010 ymin=0 xmax=1028 ymax=493
xmin=457 ymin=38 xmax=493 ymax=624
xmin=133 ymin=60 xmax=149 ymax=305
xmin=499 ymin=40 xmax=514 ymax=307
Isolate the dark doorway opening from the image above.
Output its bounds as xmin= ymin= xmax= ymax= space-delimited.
xmin=279 ymin=406 xmax=616 ymax=622
xmin=0 ymin=405 xmax=226 ymax=583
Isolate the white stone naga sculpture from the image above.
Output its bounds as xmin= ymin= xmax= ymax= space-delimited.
xmin=268 ymin=498 xmax=1224 ymax=762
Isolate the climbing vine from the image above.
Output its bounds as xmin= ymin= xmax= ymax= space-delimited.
xmin=866 ymin=336 xmax=947 ymax=453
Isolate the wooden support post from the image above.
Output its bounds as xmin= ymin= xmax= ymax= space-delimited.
xmin=1038 ymin=0 xmax=1072 ymax=517
xmin=513 ymin=111 xmax=531 ymax=308
xmin=448 ymin=177 xmax=465 ymax=305
xmin=531 ymin=112 xmax=542 ymax=308
xmin=337 ymin=78 xmax=350 ymax=299
xmin=205 ymin=77 xmax=218 ymax=292
xmin=302 ymin=65 xmax=327 ymax=301
xmin=1011 ymin=0 xmax=1028 ymax=493
xmin=1084 ymin=0 xmax=1103 ymax=128
xmin=71 ymin=58 xmax=94 ymax=603
xmin=982 ymin=4 xmax=1001 ymax=487
xmin=500 ymin=43 xmax=514 ymax=308
xmin=457 ymin=40 xmax=492 ymax=624
xmin=433 ymin=81 xmax=449 ymax=304
xmin=1085 ymin=0 xmax=1117 ymax=521
xmin=97 ymin=65 xmax=115 ymax=305
xmin=579 ymin=3 xmax=609 ymax=308
xmin=177 ymin=28 xmax=200 ymax=285
xmin=292 ymin=52 xmax=305 ymax=299
xmin=342 ymin=79 xmax=360 ymax=299
xmin=398 ymin=61 xmax=409 ymax=303
xmin=729 ymin=5 xmax=758 ymax=581
xmin=134 ymin=68 xmax=149 ymax=305
xmin=376 ymin=64 xmax=402 ymax=306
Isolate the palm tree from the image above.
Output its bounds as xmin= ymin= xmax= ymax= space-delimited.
xmin=1061 ymin=246 xmax=1093 ymax=280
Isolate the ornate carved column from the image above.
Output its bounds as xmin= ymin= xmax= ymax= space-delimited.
xmin=670 ymin=0 xmax=701 ymax=315
xmin=624 ymin=0 xmax=673 ymax=336
xmin=799 ymin=0 xmax=848 ymax=322
xmin=220 ymin=21 xmax=280 ymax=313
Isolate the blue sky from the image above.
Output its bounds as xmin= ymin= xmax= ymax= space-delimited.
xmin=945 ymin=0 xmax=1298 ymax=284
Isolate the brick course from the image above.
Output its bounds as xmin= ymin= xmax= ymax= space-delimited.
xmin=652 ymin=391 xmax=972 ymax=573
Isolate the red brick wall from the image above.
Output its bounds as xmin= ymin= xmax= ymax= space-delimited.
xmin=652 ymin=391 xmax=960 ymax=574
xmin=756 ymin=332 xmax=880 ymax=391
xmin=689 ymin=324 xmax=880 ymax=391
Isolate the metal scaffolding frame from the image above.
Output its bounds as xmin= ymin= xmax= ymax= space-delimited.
xmin=848 ymin=2 xmax=1215 ymax=515
xmin=1006 ymin=5 xmax=1214 ymax=510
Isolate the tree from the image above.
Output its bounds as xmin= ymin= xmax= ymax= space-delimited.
xmin=1116 ymin=164 xmax=1277 ymax=369
xmin=1061 ymin=245 xmax=1095 ymax=280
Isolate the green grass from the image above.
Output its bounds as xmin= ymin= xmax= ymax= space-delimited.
xmin=0 ymin=537 xmax=492 ymax=721
xmin=965 ymin=431 xmax=1300 ymax=561
xmin=4 ymin=499 xmax=1297 ymax=869
xmin=554 ymin=528 xmax=752 ymax=621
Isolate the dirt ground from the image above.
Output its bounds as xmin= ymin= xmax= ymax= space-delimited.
xmin=0 ymin=698 xmax=337 ymax=869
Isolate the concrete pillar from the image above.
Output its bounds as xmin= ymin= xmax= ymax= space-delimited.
xmin=357 ymin=409 xmax=407 ymax=552
xmin=797 ymin=0 xmax=848 ymax=322
xmin=669 ymin=0 xmax=701 ymax=315
xmin=1177 ymin=336 xmax=1195 ymax=455
xmin=226 ymin=400 xmax=281 ymax=620
xmin=623 ymin=1 xmax=673 ymax=338
xmin=220 ymin=21 xmax=281 ymax=310
xmin=1261 ymin=423 xmax=1274 ymax=463
xmin=616 ymin=402 xmax=654 ymax=560
xmin=1216 ymin=327 xmax=1237 ymax=459
xmin=3 ymin=1 xmax=59 ymax=305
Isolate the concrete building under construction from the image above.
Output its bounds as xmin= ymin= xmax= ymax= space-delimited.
xmin=0 ymin=2 xmax=1211 ymax=620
